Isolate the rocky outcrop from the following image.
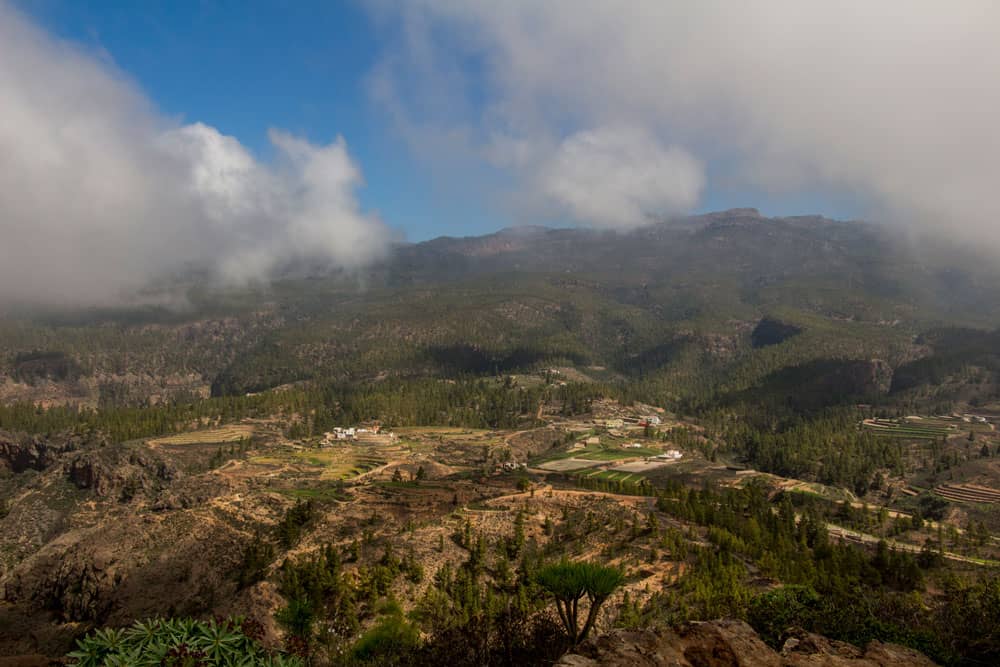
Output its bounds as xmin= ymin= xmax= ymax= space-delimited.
xmin=63 ymin=448 xmax=176 ymax=500
xmin=778 ymin=626 xmax=936 ymax=666
xmin=0 ymin=429 xmax=178 ymax=501
xmin=2 ymin=505 xmax=247 ymax=626
xmin=0 ymin=431 xmax=84 ymax=473
xmin=556 ymin=620 xmax=936 ymax=666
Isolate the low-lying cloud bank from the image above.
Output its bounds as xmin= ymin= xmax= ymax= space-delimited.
xmin=0 ymin=3 xmax=389 ymax=307
xmin=370 ymin=1 xmax=1000 ymax=240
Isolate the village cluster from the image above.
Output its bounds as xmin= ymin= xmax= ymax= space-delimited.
xmin=320 ymin=423 xmax=393 ymax=445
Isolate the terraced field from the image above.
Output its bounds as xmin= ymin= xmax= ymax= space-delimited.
xmin=863 ymin=415 xmax=995 ymax=440
xmin=934 ymin=483 xmax=1000 ymax=505
xmin=148 ymin=425 xmax=255 ymax=446
xmin=862 ymin=418 xmax=955 ymax=440
xmin=250 ymin=436 xmax=411 ymax=480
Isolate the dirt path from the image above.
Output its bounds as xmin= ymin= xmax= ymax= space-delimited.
xmin=825 ymin=522 xmax=997 ymax=566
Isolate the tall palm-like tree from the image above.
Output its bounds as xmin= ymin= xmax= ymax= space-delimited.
xmin=535 ymin=560 xmax=625 ymax=645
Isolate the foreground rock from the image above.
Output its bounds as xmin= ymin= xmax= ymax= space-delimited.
xmin=556 ymin=619 xmax=936 ymax=666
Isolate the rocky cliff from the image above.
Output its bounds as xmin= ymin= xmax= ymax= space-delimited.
xmin=556 ymin=620 xmax=936 ymax=667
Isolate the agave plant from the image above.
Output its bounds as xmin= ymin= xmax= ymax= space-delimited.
xmin=66 ymin=638 xmax=109 ymax=667
xmin=123 ymin=618 xmax=163 ymax=651
xmin=66 ymin=616 xmax=304 ymax=666
xmin=188 ymin=618 xmax=248 ymax=662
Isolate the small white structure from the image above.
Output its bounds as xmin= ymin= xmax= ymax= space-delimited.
xmin=324 ymin=427 xmax=357 ymax=443
xmin=642 ymin=415 xmax=662 ymax=426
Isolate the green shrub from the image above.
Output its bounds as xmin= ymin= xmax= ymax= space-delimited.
xmin=351 ymin=615 xmax=420 ymax=663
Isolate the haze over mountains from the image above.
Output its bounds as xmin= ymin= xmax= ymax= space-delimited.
xmin=2 ymin=208 xmax=1000 ymax=665
xmin=3 ymin=208 xmax=999 ymax=416
xmin=3 ymin=2 xmax=1000 ymax=309
xmin=2 ymin=3 xmax=1000 ymax=665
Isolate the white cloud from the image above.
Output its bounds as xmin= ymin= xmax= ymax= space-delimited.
xmin=0 ymin=3 xmax=389 ymax=306
xmin=371 ymin=1 xmax=1000 ymax=240
xmin=538 ymin=127 xmax=702 ymax=229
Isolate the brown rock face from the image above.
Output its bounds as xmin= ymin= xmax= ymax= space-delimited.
xmin=555 ymin=620 xmax=936 ymax=667
xmin=63 ymin=448 xmax=176 ymax=499
xmin=0 ymin=431 xmax=82 ymax=473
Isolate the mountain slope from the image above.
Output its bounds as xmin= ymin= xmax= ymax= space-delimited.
xmin=2 ymin=209 xmax=1000 ymax=410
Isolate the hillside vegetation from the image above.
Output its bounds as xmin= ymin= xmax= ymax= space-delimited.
xmin=2 ymin=210 xmax=1000 ymax=665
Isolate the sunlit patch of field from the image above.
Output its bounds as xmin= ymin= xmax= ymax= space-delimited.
xmin=287 ymin=448 xmax=385 ymax=480
xmin=247 ymin=438 xmax=411 ymax=480
xmin=535 ymin=458 xmax=604 ymax=472
xmin=149 ymin=425 xmax=254 ymax=446
xmin=611 ymin=460 xmax=673 ymax=474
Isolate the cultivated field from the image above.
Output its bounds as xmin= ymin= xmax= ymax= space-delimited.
xmin=247 ymin=435 xmax=411 ymax=480
xmin=148 ymin=425 xmax=256 ymax=446
xmin=577 ymin=469 xmax=642 ymax=484
xmin=934 ymin=483 xmax=1000 ymax=505
xmin=536 ymin=458 xmax=605 ymax=472
xmin=611 ymin=460 xmax=674 ymax=474
xmin=862 ymin=415 xmax=992 ymax=440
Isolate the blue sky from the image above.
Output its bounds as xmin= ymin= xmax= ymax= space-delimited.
xmin=13 ymin=0 xmax=870 ymax=243
xmin=3 ymin=1 xmax=995 ymax=305
xmin=14 ymin=0 xmax=513 ymax=241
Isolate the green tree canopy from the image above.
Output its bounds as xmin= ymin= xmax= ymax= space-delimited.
xmin=535 ymin=560 xmax=625 ymax=645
